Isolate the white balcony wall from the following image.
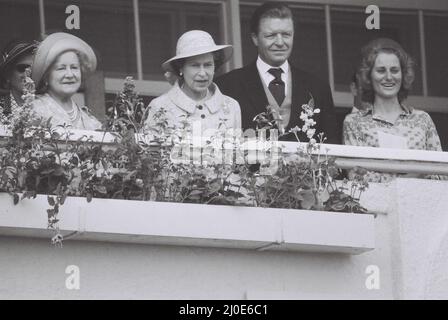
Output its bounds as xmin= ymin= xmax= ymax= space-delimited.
xmin=1 ymin=178 xmax=447 ymax=299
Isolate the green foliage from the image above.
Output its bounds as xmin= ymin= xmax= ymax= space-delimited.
xmin=0 ymin=77 xmax=370 ymax=247
xmin=251 ymin=97 xmax=369 ymax=213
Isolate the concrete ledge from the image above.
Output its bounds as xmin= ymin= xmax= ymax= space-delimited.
xmin=1 ymin=128 xmax=447 ymax=175
xmin=0 ymin=193 xmax=374 ymax=254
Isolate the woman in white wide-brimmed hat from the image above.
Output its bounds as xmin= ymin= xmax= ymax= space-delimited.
xmin=144 ymin=30 xmax=241 ymax=135
xmin=31 ymin=32 xmax=101 ymax=130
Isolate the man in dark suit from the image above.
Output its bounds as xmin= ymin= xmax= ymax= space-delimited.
xmin=215 ymin=2 xmax=340 ymax=144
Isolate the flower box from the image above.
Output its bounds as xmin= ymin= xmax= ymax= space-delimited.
xmin=0 ymin=193 xmax=374 ymax=254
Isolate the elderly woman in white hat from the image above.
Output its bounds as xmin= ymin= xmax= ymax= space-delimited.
xmin=144 ymin=30 xmax=241 ymax=135
xmin=31 ymin=32 xmax=101 ymax=130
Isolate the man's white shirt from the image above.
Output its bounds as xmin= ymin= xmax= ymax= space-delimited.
xmin=256 ymin=56 xmax=289 ymax=95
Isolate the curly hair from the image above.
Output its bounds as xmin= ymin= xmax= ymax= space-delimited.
xmin=357 ymin=38 xmax=415 ymax=104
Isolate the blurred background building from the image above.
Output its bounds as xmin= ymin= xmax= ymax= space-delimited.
xmin=1 ymin=0 xmax=447 ymax=149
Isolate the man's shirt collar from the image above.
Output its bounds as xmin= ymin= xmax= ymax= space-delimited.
xmin=256 ymin=56 xmax=289 ymax=75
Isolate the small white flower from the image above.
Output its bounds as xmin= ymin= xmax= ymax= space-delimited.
xmin=300 ymin=113 xmax=308 ymax=121
xmin=60 ymin=157 xmax=70 ymax=166
xmin=135 ymin=178 xmax=143 ymax=187
xmin=307 ymin=129 xmax=316 ymax=139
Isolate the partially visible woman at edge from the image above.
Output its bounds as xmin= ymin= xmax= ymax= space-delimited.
xmin=0 ymin=40 xmax=38 ymax=120
xmin=144 ymin=30 xmax=241 ymax=136
xmin=343 ymin=38 xmax=444 ymax=182
xmin=31 ymin=32 xmax=101 ymax=130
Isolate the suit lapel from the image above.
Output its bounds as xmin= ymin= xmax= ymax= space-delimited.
xmin=242 ymin=62 xmax=269 ymax=117
xmin=287 ymin=65 xmax=309 ymax=130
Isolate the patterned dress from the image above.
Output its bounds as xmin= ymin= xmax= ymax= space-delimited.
xmin=31 ymin=93 xmax=101 ymax=130
xmin=0 ymin=93 xmax=20 ymax=116
xmin=343 ymin=104 xmax=443 ymax=182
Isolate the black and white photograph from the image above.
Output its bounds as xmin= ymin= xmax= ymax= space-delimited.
xmin=0 ymin=0 xmax=447 ymax=302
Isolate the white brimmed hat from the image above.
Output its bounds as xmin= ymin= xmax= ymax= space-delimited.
xmin=32 ymin=32 xmax=97 ymax=88
xmin=162 ymin=30 xmax=233 ymax=73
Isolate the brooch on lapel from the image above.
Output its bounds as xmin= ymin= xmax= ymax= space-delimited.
xmin=222 ymin=101 xmax=230 ymax=115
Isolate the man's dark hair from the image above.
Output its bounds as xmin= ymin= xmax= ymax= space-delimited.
xmin=250 ymin=2 xmax=294 ymax=35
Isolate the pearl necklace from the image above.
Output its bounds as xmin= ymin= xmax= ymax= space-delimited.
xmin=66 ymin=100 xmax=79 ymax=123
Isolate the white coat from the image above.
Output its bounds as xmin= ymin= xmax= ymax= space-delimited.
xmin=144 ymin=81 xmax=241 ymax=136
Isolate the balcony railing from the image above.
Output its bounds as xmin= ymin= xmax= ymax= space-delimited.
xmin=2 ymin=127 xmax=446 ymax=174
xmin=0 ymin=128 xmax=446 ymax=252
xmin=1 ymin=128 xmax=448 ymax=298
